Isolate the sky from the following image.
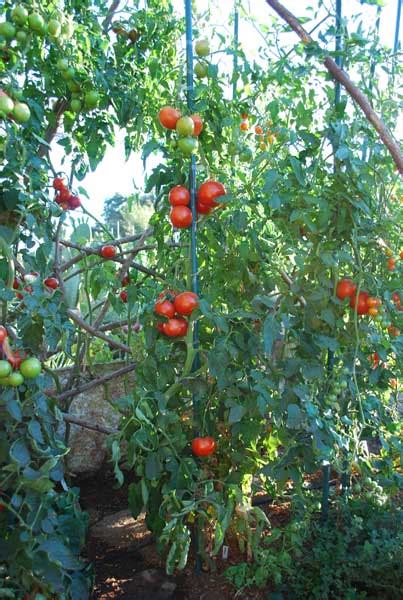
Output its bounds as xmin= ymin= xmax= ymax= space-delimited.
xmin=52 ymin=0 xmax=401 ymax=220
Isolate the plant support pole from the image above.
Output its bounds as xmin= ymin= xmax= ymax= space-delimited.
xmin=232 ymin=0 xmax=239 ymax=100
xmin=184 ymin=0 xmax=202 ymax=574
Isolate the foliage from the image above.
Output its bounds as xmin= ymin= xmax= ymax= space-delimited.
xmin=225 ymin=494 xmax=403 ymax=599
xmin=101 ymin=192 xmax=154 ymax=237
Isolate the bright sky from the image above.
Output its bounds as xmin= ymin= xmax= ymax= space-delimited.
xmin=52 ymin=0 xmax=401 ymax=221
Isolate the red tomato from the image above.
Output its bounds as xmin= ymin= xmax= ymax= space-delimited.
xmin=68 ymin=195 xmax=81 ymax=209
xmin=158 ymin=289 xmax=177 ymax=302
xmin=368 ymin=307 xmax=378 ymax=316
xmin=100 ymin=245 xmax=117 ymax=259
xmin=156 ymin=322 xmax=165 ymax=333
xmin=240 ymin=120 xmax=248 ymax=131
xmin=44 ymin=277 xmax=59 ymax=290
xmin=0 ymin=326 xmax=7 ymax=343
xmin=336 ymin=278 xmax=356 ymax=300
xmin=120 ymin=290 xmax=128 ymax=303
xmin=53 ymin=177 xmax=66 ymax=191
xmin=168 ymin=186 xmax=190 ymax=206
xmin=174 ymin=291 xmax=199 ymax=316
xmin=154 ymin=299 xmax=175 ymax=319
xmin=191 ymin=436 xmax=216 ymax=457
xmin=58 ymin=187 xmax=72 ymax=202
xmin=197 ymin=181 xmax=226 ymax=208
xmin=196 ymin=201 xmax=212 ymax=215
xmin=170 ymin=206 xmax=192 ymax=228
xmin=255 ymin=125 xmax=263 ymax=135
xmin=392 ymin=292 xmax=401 ymax=305
xmin=13 ymin=278 xmax=21 ymax=290
xmin=241 ymin=112 xmax=248 ymax=119
xmin=349 ymin=291 xmax=369 ymax=315
xmin=387 ymin=325 xmax=400 ymax=337
xmin=190 ymin=114 xmax=203 ymax=136
xmin=370 ymin=352 xmax=380 ymax=368
xmin=8 ymin=349 xmax=25 ymax=370
xmin=387 ymin=257 xmax=396 ymax=271
xmin=121 ymin=275 xmax=130 ymax=287
xmin=163 ymin=317 xmax=188 ymax=337
xmin=400 ymin=251 xmax=403 ymax=259
xmin=158 ymin=106 xmax=181 ymax=129
xmin=367 ymin=297 xmax=379 ymax=308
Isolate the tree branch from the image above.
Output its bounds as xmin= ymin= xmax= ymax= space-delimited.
xmin=265 ymin=0 xmax=403 ymax=173
xmin=38 ymin=98 xmax=69 ymax=159
xmin=62 ymin=413 xmax=118 ymax=435
xmin=103 ymin=0 xmax=122 ymax=34
xmin=67 ymin=309 xmax=132 ymax=353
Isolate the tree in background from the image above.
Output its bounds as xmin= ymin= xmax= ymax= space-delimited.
xmin=101 ymin=192 xmax=154 ymax=237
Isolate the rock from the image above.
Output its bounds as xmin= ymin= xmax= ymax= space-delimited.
xmin=60 ymin=361 xmax=135 ymax=475
xmin=90 ymin=509 xmax=149 ymax=548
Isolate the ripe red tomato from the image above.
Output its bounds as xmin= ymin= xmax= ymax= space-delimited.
xmin=190 ymin=114 xmax=203 ymax=136
xmin=68 ymin=195 xmax=81 ymax=209
xmin=163 ymin=317 xmax=188 ymax=337
xmin=158 ymin=106 xmax=181 ymax=129
xmin=169 ymin=186 xmax=190 ymax=206
xmin=241 ymin=112 xmax=248 ymax=119
xmin=174 ymin=291 xmax=199 ymax=316
xmin=349 ymin=291 xmax=369 ymax=315
xmin=197 ymin=181 xmax=226 ymax=208
xmin=154 ymin=299 xmax=175 ymax=319
xmin=370 ymin=352 xmax=380 ymax=368
xmin=255 ymin=125 xmax=263 ymax=135
xmin=53 ymin=177 xmax=66 ymax=190
xmin=191 ymin=436 xmax=216 ymax=457
xmin=120 ymin=290 xmax=128 ymax=303
xmin=100 ymin=245 xmax=117 ymax=259
xmin=196 ymin=201 xmax=212 ymax=215
xmin=336 ymin=278 xmax=356 ymax=300
xmin=387 ymin=325 xmax=400 ymax=337
xmin=13 ymin=278 xmax=21 ymax=290
xmin=367 ymin=297 xmax=379 ymax=308
xmin=8 ymin=350 xmax=25 ymax=370
xmin=44 ymin=277 xmax=59 ymax=290
xmin=392 ymin=292 xmax=401 ymax=305
xmin=58 ymin=187 xmax=72 ymax=202
xmin=400 ymin=251 xmax=403 ymax=259
xmin=240 ymin=120 xmax=248 ymax=131
xmin=121 ymin=275 xmax=130 ymax=287
xmin=0 ymin=326 xmax=7 ymax=343
xmin=156 ymin=322 xmax=165 ymax=333
xmin=387 ymin=257 xmax=396 ymax=271
xmin=368 ymin=307 xmax=378 ymax=316
xmin=170 ymin=206 xmax=192 ymax=228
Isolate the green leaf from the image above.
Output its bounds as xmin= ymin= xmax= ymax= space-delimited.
xmin=287 ymin=404 xmax=303 ymax=429
xmin=263 ymin=314 xmax=280 ymax=354
xmin=128 ymin=482 xmax=143 ymax=519
xmin=145 ymin=452 xmax=161 ymax=480
xmin=70 ymin=223 xmax=91 ymax=245
xmin=10 ymin=439 xmax=30 ymax=467
xmin=228 ymin=404 xmax=246 ymax=424
xmin=38 ymin=537 xmax=82 ymax=570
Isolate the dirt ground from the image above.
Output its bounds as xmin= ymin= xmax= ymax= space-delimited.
xmin=77 ymin=468 xmax=290 ymax=600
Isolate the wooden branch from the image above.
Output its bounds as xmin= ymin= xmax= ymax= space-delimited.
xmin=62 ymin=413 xmax=118 ymax=435
xmin=67 ymin=309 xmax=131 ymax=353
xmin=47 ymin=363 xmax=136 ymax=402
xmin=98 ymin=319 xmax=129 ymax=332
xmin=265 ymin=0 xmax=403 ymax=173
xmin=280 ymin=270 xmax=307 ymax=306
xmin=38 ymin=98 xmax=69 ymax=159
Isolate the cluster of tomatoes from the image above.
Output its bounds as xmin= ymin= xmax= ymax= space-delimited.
xmin=158 ymin=106 xmax=203 ymax=156
xmin=194 ymin=38 xmax=210 ymax=79
xmin=154 ymin=290 xmax=199 ymax=337
xmin=385 ymin=247 xmax=403 ymax=271
xmin=13 ymin=272 xmax=59 ymax=301
xmin=336 ymin=278 xmax=401 ymax=336
xmin=0 ymin=89 xmax=30 ymax=124
xmin=239 ymin=112 xmax=277 ymax=150
xmin=53 ymin=176 xmax=81 ymax=210
xmin=167 ymin=180 xmax=226 ymax=228
xmin=0 ymin=326 xmax=42 ymax=387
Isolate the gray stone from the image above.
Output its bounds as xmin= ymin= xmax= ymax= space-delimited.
xmin=90 ymin=509 xmax=149 ymax=548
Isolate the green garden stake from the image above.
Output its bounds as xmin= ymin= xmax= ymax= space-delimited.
xmin=232 ymin=0 xmax=239 ymax=101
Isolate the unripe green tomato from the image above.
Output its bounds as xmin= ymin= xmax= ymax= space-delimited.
xmin=0 ymin=360 xmax=11 ymax=379
xmin=47 ymin=19 xmax=61 ymax=37
xmin=61 ymin=67 xmax=75 ymax=80
xmin=16 ymin=30 xmax=28 ymax=43
xmin=342 ymin=367 xmax=350 ymax=375
xmin=71 ymin=92 xmax=81 ymax=99
xmin=84 ymin=90 xmax=99 ymax=109
xmin=340 ymin=380 xmax=348 ymax=389
xmin=177 ymin=136 xmax=197 ymax=156
xmin=13 ymin=102 xmax=31 ymax=123
xmin=67 ymin=79 xmax=80 ymax=92
xmin=0 ymin=95 xmax=14 ymax=115
xmin=195 ymin=38 xmax=210 ymax=57
xmin=227 ymin=142 xmax=238 ymax=156
xmin=333 ymin=385 xmax=341 ymax=394
xmin=328 ymin=393 xmax=337 ymax=402
xmin=194 ymin=62 xmax=208 ymax=78
xmin=0 ymin=22 xmax=16 ymax=40
xmin=28 ymin=13 xmax=45 ymax=34
xmin=11 ymin=5 xmax=29 ymax=25
xmin=176 ymin=116 xmax=194 ymax=137
xmin=20 ymin=357 xmax=41 ymax=379
xmin=240 ymin=147 xmax=253 ymax=162
xmin=57 ymin=58 xmax=69 ymax=71
xmin=353 ymin=483 xmax=361 ymax=494
xmin=7 ymin=372 xmax=24 ymax=387
xmin=70 ymin=99 xmax=82 ymax=113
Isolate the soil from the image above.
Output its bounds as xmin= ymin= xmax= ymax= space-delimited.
xmin=77 ymin=468 xmax=292 ymax=600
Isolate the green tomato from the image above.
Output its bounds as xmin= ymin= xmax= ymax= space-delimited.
xmin=194 ymin=62 xmax=208 ymax=78
xmin=227 ymin=142 xmax=238 ymax=156
xmin=57 ymin=58 xmax=69 ymax=71
xmin=11 ymin=5 xmax=28 ymax=25
xmin=13 ymin=102 xmax=31 ymax=123
xmin=0 ymin=95 xmax=14 ymax=115
xmin=67 ymin=79 xmax=81 ymax=93
xmin=20 ymin=357 xmax=42 ymax=379
xmin=70 ymin=99 xmax=82 ymax=113
xmin=240 ymin=147 xmax=253 ymax=162
xmin=176 ymin=116 xmax=194 ymax=137
xmin=0 ymin=22 xmax=16 ymax=40
xmin=0 ymin=360 xmax=11 ymax=379
xmin=195 ymin=39 xmax=210 ymax=57
xmin=352 ymin=483 xmax=362 ymax=494
xmin=177 ymin=136 xmax=198 ymax=156
xmin=28 ymin=13 xmax=45 ymax=34
xmin=84 ymin=90 xmax=100 ymax=109
xmin=47 ymin=19 xmax=61 ymax=37
xmin=7 ymin=372 xmax=24 ymax=387
xmin=61 ymin=67 xmax=75 ymax=81
xmin=328 ymin=394 xmax=337 ymax=402
xmin=340 ymin=380 xmax=348 ymax=389
xmin=16 ymin=30 xmax=28 ymax=43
